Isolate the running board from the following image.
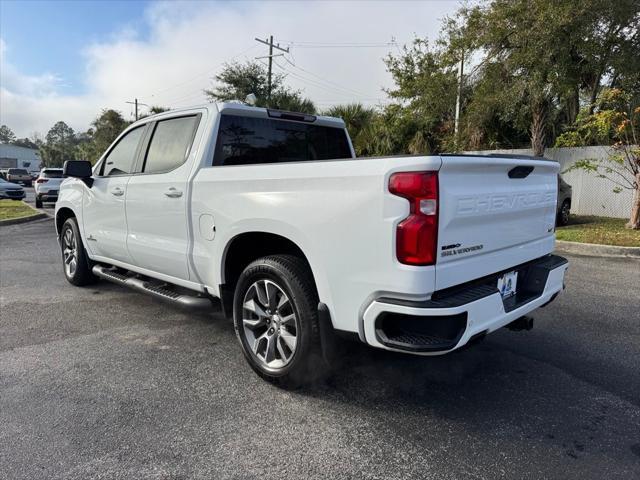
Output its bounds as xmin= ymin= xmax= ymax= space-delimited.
xmin=92 ymin=265 xmax=212 ymax=309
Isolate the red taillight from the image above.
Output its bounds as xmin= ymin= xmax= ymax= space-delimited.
xmin=389 ymin=171 xmax=438 ymax=266
xmin=36 ymin=178 xmax=48 ymax=183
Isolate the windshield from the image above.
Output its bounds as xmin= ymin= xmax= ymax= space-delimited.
xmin=8 ymin=169 xmax=29 ymax=175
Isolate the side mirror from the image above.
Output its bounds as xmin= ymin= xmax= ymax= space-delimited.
xmin=63 ymin=160 xmax=92 ymax=178
xmin=63 ymin=160 xmax=93 ymax=187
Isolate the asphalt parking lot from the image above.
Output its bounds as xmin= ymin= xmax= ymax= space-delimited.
xmin=1 ymin=219 xmax=639 ymax=480
xmin=22 ymin=186 xmax=56 ymax=213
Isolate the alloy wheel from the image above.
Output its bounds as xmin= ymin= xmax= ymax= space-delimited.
xmin=241 ymin=279 xmax=298 ymax=370
xmin=62 ymin=227 xmax=78 ymax=278
xmin=561 ymin=203 xmax=570 ymax=225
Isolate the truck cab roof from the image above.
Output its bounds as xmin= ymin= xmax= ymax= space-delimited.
xmin=133 ymin=102 xmax=346 ymax=130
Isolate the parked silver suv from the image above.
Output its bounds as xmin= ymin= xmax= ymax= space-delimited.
xmin=35 ymin=168 xmax=64 ymax=208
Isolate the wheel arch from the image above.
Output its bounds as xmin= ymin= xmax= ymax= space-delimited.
xmin=55 ymin=207 xmax=76 ymax=236
xmin=219 ymin=231 xmax=323 ymax=318
xmin=222 ymin=231 xmax=315 ymax=289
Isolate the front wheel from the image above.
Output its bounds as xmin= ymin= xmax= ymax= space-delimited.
xmin=233 ymin=255 xmax=327 ymax=387
xmin=60 ymin=217 xmax=96 ymax=286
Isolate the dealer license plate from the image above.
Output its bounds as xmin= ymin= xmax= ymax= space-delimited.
xmin=498 ymin=271 xmax=518 ymax=299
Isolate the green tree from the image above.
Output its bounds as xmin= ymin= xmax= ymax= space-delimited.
xmin=556 ymin=88 xmax=640 ymax=230
xmin=556 ymin=88 xmax=640 ymax=229
xmin=204 ymin=61 xmax=316 ymax=113
xmin=0 ymin=125 xmax=16 ymax=143
xmin=323 ymin=103 xmax=376 ymax=154
xmin=381 ymin=0 xmax=639 ymax=154
xmin=40 ymin=121 xmax=77 ymax=167
xmin=78 ymin=109 xmax=129 ymax=164
xmin=383 ymin=39 xmax=459 ymax=153
xmin=11 ymin=138 xmax=39 ymax=149
xmin=140 ymin=106 xmax=171 ymax=119
xmin=458 ymin=0 xmax=640 ymax=155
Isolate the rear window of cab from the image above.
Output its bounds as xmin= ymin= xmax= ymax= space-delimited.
xmin=213 ymin=114 xmax=352 ymax=166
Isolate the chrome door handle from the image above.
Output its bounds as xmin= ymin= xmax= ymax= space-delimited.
xmin=110 ymin=187 xmax=124 ymax=196
xmin=164 ymin=187 xmax=183 ymax=198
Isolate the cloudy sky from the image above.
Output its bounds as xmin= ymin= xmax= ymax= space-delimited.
xmin=0 ymin=0 xmax=461 ymax=138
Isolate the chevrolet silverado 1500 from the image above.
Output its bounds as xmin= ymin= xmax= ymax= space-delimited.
xmin=56 ymin=103 xmax=568 ymax=385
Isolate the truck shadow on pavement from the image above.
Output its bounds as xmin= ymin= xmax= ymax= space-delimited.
xmin=293 ymin=337 xmax=640 ymax=467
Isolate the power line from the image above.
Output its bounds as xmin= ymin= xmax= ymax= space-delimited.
xmin=148 ymin=44 xmax=259 ymax=101
xmin=279 ymin=39 xmax=397 ymax=48
xmin=125 ymin=98 xmax=149 ymax=121
xmin=272 ymin=58 xmax=385 ymax=102
xmin=255 ymin=36 xmax=289 ymax=102
xmin=281 ymin=55 xmax=380 ymax=99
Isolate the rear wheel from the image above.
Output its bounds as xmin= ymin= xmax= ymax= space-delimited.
xmin=35 ymin=196 xmax=43 ymax=208
xmin=60 ymin=217 xmax=96 ymax=286
xmin=558 ymin=200 xmax=570 ymax=226
xmin=233 ymin=254 xmax=326 ymax=387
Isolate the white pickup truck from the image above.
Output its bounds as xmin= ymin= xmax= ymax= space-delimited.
xmin=56 ymin=103 xmax=568 ymax=385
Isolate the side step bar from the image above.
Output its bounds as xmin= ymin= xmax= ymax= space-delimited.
xmin=92 ymin=265 xmax=212 ymax=309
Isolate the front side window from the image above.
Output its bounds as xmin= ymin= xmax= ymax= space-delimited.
xmin=101 ymin=126 xmax=145 ymax=176
xmin=213 ymin=114 xmax=352 ymax=166
xmin=143 ymin=116 xmax=199 ymax=174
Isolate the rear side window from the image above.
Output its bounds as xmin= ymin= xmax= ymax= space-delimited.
xmin=143 ymin=116 xmax=199 ymax=174
xmin=102 ymin=126 xmax=145 ymax=176
xmin=213 ymin=114 xmax=352 ymax=166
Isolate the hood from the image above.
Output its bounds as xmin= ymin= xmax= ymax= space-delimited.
xmin=0 ymin=181 xmax=24 ymax=190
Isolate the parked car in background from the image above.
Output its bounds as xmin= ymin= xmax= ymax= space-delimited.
xmin=35 ymin=168 xmax=64 ymax=208
xmin=4 ymin=168 xmax=33 ymax=187
xmin=557 ymin=175 xmax=572 ymax=226
xmin=0 ymin=178 xmax=26 ymax=200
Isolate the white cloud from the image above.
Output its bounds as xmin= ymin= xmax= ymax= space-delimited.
xmin=0 ymin=0 xmax=458 ymax=137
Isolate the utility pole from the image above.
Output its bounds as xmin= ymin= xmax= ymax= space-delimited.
xmin=454 ymin=52 xmax=464 ymax=151
xmin=255 ymin=36 xmax=289 ymax=103
xmin=126 ymin=98 xmax=149 ymax=121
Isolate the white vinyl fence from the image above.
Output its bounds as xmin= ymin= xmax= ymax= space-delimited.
xmin=464 ymin=146 xmax=634 ymax=219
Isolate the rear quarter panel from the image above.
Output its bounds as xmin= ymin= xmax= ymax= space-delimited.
xmin=190 ymin=155 xmax=441 ymax=333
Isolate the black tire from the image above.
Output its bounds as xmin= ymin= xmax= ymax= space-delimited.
xmin=25 ymin=181 xmax=32 ymax=187
xmin=233 ymin=254 xmax=327 ymax=387
xmin=557 ymin=200 xmax=570 ymax=226
xmin=35 ymin=196 xmax=43 ymax=208
xmin=60 ymin=217 xmax=96 ymax=286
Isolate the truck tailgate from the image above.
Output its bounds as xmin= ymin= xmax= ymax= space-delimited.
xmin=436 ymin=155 xmax=559 ymax=290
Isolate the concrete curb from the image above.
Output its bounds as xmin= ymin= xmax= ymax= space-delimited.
xmin=0 ymin=212 xmax=48 ymax=227
xmin=555 ymin=240 xmax=640 ymax=258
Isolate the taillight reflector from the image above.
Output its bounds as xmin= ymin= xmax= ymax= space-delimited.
xmin=389 ymin=171 xmax=438 ymax=266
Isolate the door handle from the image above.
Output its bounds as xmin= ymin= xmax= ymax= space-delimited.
xmin=164 ymin=187 xmax=183 ymax=198
xmin=110 ymin=187 xmax=124 ymax=196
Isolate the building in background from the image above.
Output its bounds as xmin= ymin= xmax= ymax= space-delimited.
xmin=0 ymin=144 xmax=42 ymax=173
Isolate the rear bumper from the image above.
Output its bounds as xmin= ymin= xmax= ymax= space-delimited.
xmin=38 ymin=193 xmax=58 ymax=201
xmin=362 ymin=254 xmax=568 ymax=355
